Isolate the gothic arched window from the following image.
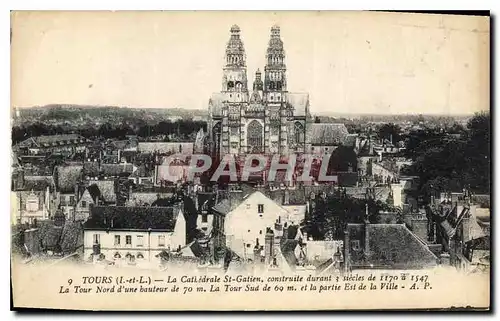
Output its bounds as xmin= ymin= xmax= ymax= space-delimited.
xmin=294 ymin=122 xmax=305 ymax=144
xmin=247 ymin=120 xmax=263 ymax=153
xmin=227 ymin=81 xmax=234 ymax=90
xmin=269 ymin=81 xmax=275 ymax=90
xmin=276 ymin=81 xmax=282 ymax=91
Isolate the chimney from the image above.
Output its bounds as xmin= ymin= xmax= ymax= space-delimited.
xmin=265 ymin=228 xmax=274 ymax=265
xmin=274 ymin=217 xmax=283 ymax=233
xmin=282 ymin=222 xmax=289 ymax=240
xmin=283 ymin=188 xmax=290 ymax=205
xmin=253 ymin=238 xmax=261 ymax=263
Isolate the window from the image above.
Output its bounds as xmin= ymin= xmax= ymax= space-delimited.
xmin=93 ymin=234 xmax=100 ymax=245
xmin=294 ymin=122 xmax=305 ymax=144
xmin=202 ymin=213 xmax=208 ymax=223
xmin=258 ymin=204 xmax=264 ymax=214
xmin=158 ymin=235 xmax=165 ymax=247
xmin=69 ymin=196 xmax=75 ymax=206
xmin=114 ymin=252 xmax=121 ymax=259
xmin=351 ymin=240 xmax=361 ymax=251
xmin=137 ymin=235 xmax=144 ymax=247
xmin=81 ymin=201 xmax=87 ymax=208
xmin=137 ymin=253 xmax=144 ymax=259
xmin=246 ymin=204 xmax=251 ymax=210
xmin=114 ymin=235 xmax=121 ymax=246
xmin=259 ymin=230 xmax=263 ymax=235
xmin=126 ymin=235 xmax=132 ymax=245
xmin=247 ymin=120 xmax=263 ymax=153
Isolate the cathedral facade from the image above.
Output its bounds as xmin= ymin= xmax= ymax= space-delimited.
xmin=208 ymin=25 xmax=312 ymax=157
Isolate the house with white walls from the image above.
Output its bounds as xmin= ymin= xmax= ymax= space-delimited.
xmin=83 ymin=205 xmax=186 ymax=267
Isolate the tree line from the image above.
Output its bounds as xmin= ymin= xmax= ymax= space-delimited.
xmin=11 ymin=119 xmax=207 ymax=145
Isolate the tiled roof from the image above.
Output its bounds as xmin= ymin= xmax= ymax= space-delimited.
xmin=100 ymin=163 xmax=134 ymax=176
xmin=19 ymin=134 xmax=86 ymax=148
xmin=138 ymin=142 xmax=194 ymax=155
xmin=56 ymin=165 xmax=83 ymax=193
xmin=22 ymin=177 xmax=54 ymax=191
xmin=343 ymin=134 xmax=358 ymax=147
xmin=89 ymin=180 xmax=116 ymax=203
xmin=347 ymin=223 xmax=438 ymax=269
xmin=307 ymin=123 xmax=349 ymax=146
xmin=280 ymin=239 xmax=299 ymax=268
xmin=60 ymin=221 xmax=84 ymax=253
xmin=84 ymin=206 xmax=181 ymax=231
xmin=197 ymin=192 xmax=217 ymax=211
xmin=128 ymin=192 xmax=159 ymax=206
xmin=83 ymin=162 xmax=99 ymax=177
xmin=110 ymin=139 xmax=138 ymax=150
xmin=212 ymin=198 xmax=242 ymax=215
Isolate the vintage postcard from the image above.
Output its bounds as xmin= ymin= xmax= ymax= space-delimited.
xmin=10 ymin=11 xmax=490 ymax=311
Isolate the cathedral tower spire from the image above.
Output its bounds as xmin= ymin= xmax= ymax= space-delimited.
xmin=264 ymin=25 xmax=287 ymax=102
xmin=253 ymin=69 xmax=263 ymax=91
xmin=222 ymin=25 xmax=248 ymax=94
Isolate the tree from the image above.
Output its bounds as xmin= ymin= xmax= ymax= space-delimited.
xmin=377 ymin=123 xmax=402 ymax=144
xmin=305 ymin=193 xmax=388 ymax=241
xmin=402 ymin=112 xmax=490 ymax=202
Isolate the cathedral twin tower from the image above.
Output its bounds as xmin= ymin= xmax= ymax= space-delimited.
xmin=208 ymin=25 xmax=311 ymax=157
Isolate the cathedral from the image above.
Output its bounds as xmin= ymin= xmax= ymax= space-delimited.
xmin=208 ymin=25 xmax=312 ymax=157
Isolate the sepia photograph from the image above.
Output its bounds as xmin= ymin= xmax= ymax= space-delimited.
xmin=9 ymin=10 xmax=490 ymax=311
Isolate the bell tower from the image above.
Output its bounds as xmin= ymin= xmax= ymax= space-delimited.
xmin=222 ymin=25 xmax=248 ymax=102
xmin=264 ymin=25 xmax=287 ymax=103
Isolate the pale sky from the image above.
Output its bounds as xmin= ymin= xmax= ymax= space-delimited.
xmin=11 ymin=11 xmax=489 ymax=115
